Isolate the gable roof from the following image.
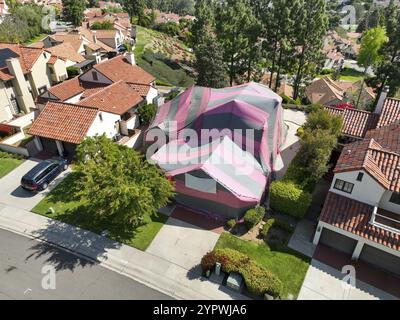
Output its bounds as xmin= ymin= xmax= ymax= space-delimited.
xmin=0 ymin=43 xmax=44 ymax=73
xmin=92 ymin=54 xmax=156 ymax=84
xmin=377 ymin=98 xmax=400 ymax=129
xmin=79 ymin=81 xmax=143 ymax=115
xmin=45 ymin=42 xmax=85 ymax=63
xmin=326 ymin=106 xmax=380 ymax=138
xmin=28 ymin=101 xmax=98 ymax=144
xmin=46 ymin=33 xmax=84 ymax=53
xmin=320 ymin=192 xmax=400 ymax=251
xmin=151 ymin=136 xmax=267 ymax=202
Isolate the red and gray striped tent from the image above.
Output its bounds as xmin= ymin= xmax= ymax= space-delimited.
xmin=149 ymin=82 xmax=287 ymax=219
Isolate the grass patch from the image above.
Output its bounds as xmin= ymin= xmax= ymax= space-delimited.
xmin=32 ymin=172 xmax=168 ymax=251
xmin=24 ymin=33 xmax=49 ymax=45
xmin=0 ymin=157 xmax=24 ymax=178
xmin=215 ymin=232 xmax=310 ymax=299
xmin=134 ymin=26 xmax=195 ymax=87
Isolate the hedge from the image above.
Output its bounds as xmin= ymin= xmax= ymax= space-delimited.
xmin=0 ymin=150 xmax=24 ymax=160
xmin=243 ymin=206 xmax=265 ymax=230
xmin=269 ymin=180 xmax=312 ymax=219
xmin=260 ymin=218 xmax=295 ymax=238
xmin=213 ymin=248 xmax=283 ymax=297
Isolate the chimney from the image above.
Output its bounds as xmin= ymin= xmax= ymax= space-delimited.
xmin=6 ymin=58 xmax=35 ymax=113
xmin=92 ymin=30 xmax=97 ymax=43
xmin=374 ymin=86 xmax=390 ymax=114
xmin=125 ymin=52 xmax=135 ymax=65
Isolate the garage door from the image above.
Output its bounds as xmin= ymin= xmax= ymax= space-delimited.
xmin=320 ymin=228 xmax=357 ymax=255
xmin=359 ymin=245 xmax=400 ymax=276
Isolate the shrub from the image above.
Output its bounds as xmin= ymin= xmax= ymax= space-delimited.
xmin=259 ymin=219 xmax=275 ymax=238
xmin=213 ymin=248 xmax=283 ymax=297
xmin=281 ymin=94 xmax=301 ymax=105
xmin=259 ymin=218 xmax=294 ymax=239
xmin=244 ymin=206 xmax=265 ymax=230
xmin=269 ymin=180 xmax=312 ymax=218
xmin=296 ymin=127 xmax=304 ymax=138
xmin=303 ymin=109 xmax=343 ymax=137
xmin=137 ymin=104 xmax=157 ymax=124
xmin=320 ymin=68 xmax=334 ymax=75
xmin=226 ymin=219 xmax=236 ymax=229
xmin=66 ymin=66 xmax=80 ymax=78
xmin=201 ymin=251 xmax=217 ymax=272
xmin=0 ymin=150 xmax=24 ymax=159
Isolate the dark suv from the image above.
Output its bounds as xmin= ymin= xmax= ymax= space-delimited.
xmin=21 ymin=158 xmax=68 ymax=191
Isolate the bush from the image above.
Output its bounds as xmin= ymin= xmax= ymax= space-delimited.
xmin=296 ymin=127 xmax=304 ymax=138
xmin=137 ymin=103 xmax=157 ymax=124
xmin=201 ymin=251 xmax=217 ymax=272
xmin=281 ymin=94 xmax=301 ymax=105
xmin=320 ymin=68 xmax=334 ymax=75
xmin=269 ymin=180 xmax=312 ymax=219
xmin=244 ymin=206 xmax=265 ymax=230
xmin=0 ymin=151 xmax=24 ymax=160
xmin=259 ymin=219 xmax=275 ymax=238
xmin=66 ymin=66 xmax=80 ymax=78
xmin=259 ymin=218 xmax=295 ymax=239
xmin=226 ymin=219 xmax=236 ymax=229
xmin=213 ymin=248 xmax=283 ymax=297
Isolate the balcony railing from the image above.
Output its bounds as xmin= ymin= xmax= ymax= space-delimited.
xmin=369 ymin=206 xmax=400 ymax=234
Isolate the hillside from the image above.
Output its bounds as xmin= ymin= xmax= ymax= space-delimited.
xmin=134 ymin=26 xmax=195 ymax=87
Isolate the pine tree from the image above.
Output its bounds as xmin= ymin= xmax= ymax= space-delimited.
xmin=122 ymin=0 xmax=146 ymax=24
xmin=292 ymin=0 xmax=328 ymax=99
xmin=195 ymin=33 xmax=228 ymax=88
xmin=192 ymin=0 xmax=215 ymax=48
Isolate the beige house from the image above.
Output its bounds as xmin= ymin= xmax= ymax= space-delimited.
xmin=0 ymin=43 xmax=67 ymax=123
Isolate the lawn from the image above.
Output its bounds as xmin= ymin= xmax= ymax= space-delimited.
xmin=215 ymin=232 xmax=310 ymax=299
xmin=32 ymin=172 xmax=168 ymax=251
xmin=0 ymin=157 xmax=24 ymax=178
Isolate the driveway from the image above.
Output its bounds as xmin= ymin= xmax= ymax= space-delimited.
xmin=0 ymin=158 xmax=70 ymax=211
xmin=146 ymin=217 xmax=220 ymax=270
xmin=298 ymin=259 xmax=398 ymax=300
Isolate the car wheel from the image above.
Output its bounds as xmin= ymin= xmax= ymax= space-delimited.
xmin=42 ymin=182 xmax=48 ymax=190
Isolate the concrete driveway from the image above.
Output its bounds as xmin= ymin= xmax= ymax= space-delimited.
xmin=146 ymin=217 xmax=220 ymax=270
xmin=0 ymin=158 xmax=70 ymax=211
xmin=298 ymin=259 xmax=398 ymax=300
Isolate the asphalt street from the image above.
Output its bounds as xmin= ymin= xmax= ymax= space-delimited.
xmin=0 ymin=228 xmax=172 ymax=300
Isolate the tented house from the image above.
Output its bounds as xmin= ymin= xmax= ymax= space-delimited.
xmin=149 ymin=82 xmax=287 ymax=219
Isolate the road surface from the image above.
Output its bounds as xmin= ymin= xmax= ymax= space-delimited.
xmin=0 ymin=228 xmax=172 ymax=300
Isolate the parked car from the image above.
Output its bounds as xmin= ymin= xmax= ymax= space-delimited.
xmin=20 ymin=158 xmax=68 ymax=191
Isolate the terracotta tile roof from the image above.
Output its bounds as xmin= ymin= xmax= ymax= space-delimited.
xmin=377 ymin=98 xmax=400 ymax=129
xmin=320 ymin=192 xmax=400 ymax=251
xmin=365 ymin=122 xmax=400 ymax=153
xmin=79 ymin=81 xmax=143 ymax=115
xmin=0 ymin=43 xmax=43 ymax=73
xmin=47 ymin=33 xmax=84 ymax=53
xmin=127 ymin=82 xmax=151 ymax=97
xmin=45 ymin=42 xmax=85 ymax=63
xmin=93 ymin=29 xmax=118 ymax=39
xmin=47 ymin=55 xmax=59 ymax=65
xmin=0 ymin=67 xmax=14 ymax=81
xmin=326 ymin=106 xmax=380 ymax=138
xmin=28 ymin=101 xmax=98 ymax=144
xmin=78 ymin=27 xmax=115 ymax=52
xmin=46 ymin=77 xmax=108 ymax=101
xmin=93 ymin=55 xmax=156 ymax=84
xmin=335 ymin=136 xmax=400 ymax=192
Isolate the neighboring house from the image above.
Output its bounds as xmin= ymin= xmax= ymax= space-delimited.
xmin=0 ymin=43 xmax=67 ymax=123
xmin=149 ymin=82 xmax=286 ymax=219
xmin=306 ymin=77 xmax=375 ymax=108
xmin=313 ymin=121 xmax=400 ymax=276
xmin=323 ymin=50 xmax=344 ymax=70
xmin=45 ymin=42 xmax=86 ymax=67
xmin=325 ymin=89 xmax=400 ymax=143
xmin=30 ymin=52 xmax=159 ymax=155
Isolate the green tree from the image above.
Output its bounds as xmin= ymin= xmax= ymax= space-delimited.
xmin=75 ymin=135 xmax=175 ymax=228
xmin=192 ymin=0 xmax=215 ymax=48
xmin=195 ymin=32 xmax=228 ymax=88
xmin=91 ymin=21 xmax=114 ymax=30
xmin=215 ymin=0 xmax=258 ymax=86
xmin=356 ymin=26 xmax=388 ymax=108
xmin=123 ymin=0 xmax=145 ymax=24
xmin=137 ymin=103 xmax=157 ymax=124
xmin=375 ymin=0 xmax=400 ymax=100
xmin=62 ymin=0 xmax=86 ymax=27
xmin=292 ymin=0 xmax=328 ymax=99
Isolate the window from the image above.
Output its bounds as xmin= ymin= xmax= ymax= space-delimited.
xmin=389 ymin=192 xmax=400 ymax=205
xmin=333 ymin=179 xmax=354 ymax=194
xmin=10 ymin=97 xmax=21 ymax=115
xmin=38 ymin=86 xmax=47 ymax=94
xmin=356 ymin=172 xmax=364 ymax=182
xmin=92 ymin=71 xmax=98 ymax=81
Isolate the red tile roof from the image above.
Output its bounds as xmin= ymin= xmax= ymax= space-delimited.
xmin=47 ymin=55 xmax=59 ymax=65
xmin=28 ymin=101 xmax=98 ymax=144
xmin=79 ymin=81 xmax=143 ymax=115
xmin=326 ymin=106 xmax=380 ymax=139
xmin=46 ymin=77 xmax=107 ymax=101
xmin=127 ymin=82 xmax=151 ymax=97
xmin=0 ymin=43 xmax=43 ymax=73
xmin=377 ymin=98 xmax=400 ymax=129
xmin=93 ymin=55 xmax=156 ymax=84
xmin=320 ymin=192 xmax=400 ymax=251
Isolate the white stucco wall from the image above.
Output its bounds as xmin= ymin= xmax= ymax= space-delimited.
xmin=29 ymin=51 xmax=53 ymax=97
xmin=0 ymin=81 xmax=15 ymax=122
xmin=379 ymin=190 xmax=400 ymax=214
xmin=64 ymin=92 xmax=84 ymax=104
xmin=146 ymin=87 xmax=158 ymax=105
xmin=330 ymin=170 xmax=385 ymax=206
xmin=86 ymin=111 xmax=120 ymax=139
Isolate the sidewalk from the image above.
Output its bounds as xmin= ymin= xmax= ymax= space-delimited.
xmin=0 ymin=203 xmax=247 ymax=300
